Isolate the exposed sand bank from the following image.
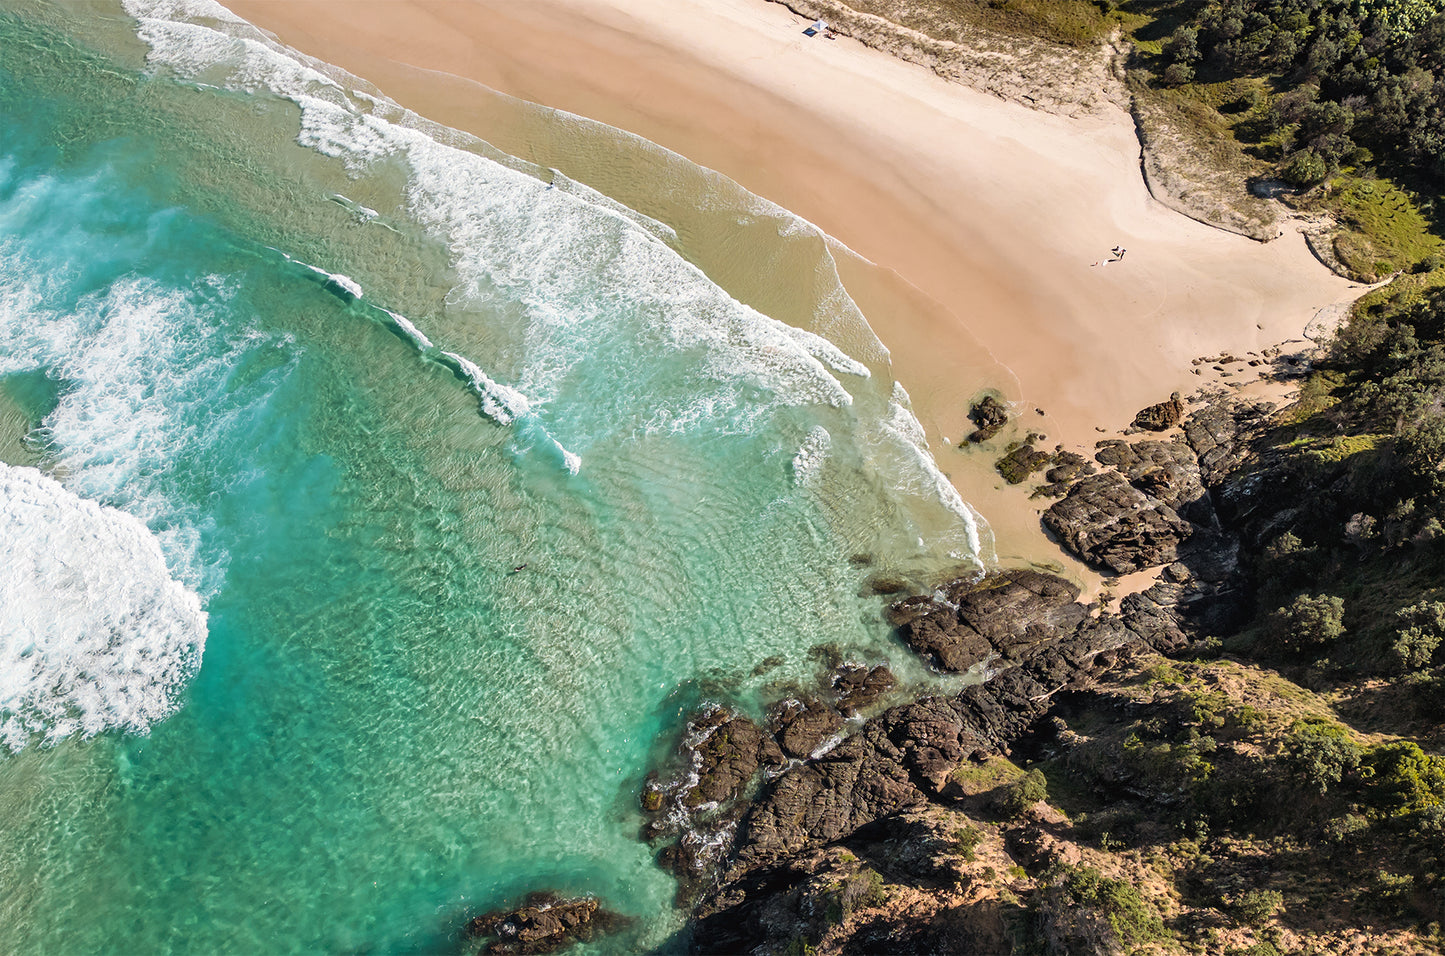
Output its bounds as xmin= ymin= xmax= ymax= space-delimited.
xmin=225 ymin=0 xmax=1363 ymax=577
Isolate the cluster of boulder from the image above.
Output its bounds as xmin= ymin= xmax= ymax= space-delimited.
xmin=640 ymin=394 xmax=1278 ymax=954
xmin=463 ymin=893 xmax=631 ymax=955
xmin=467 ymin=393 xmax=1282 ymax=955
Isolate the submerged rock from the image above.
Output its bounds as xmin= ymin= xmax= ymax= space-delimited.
xmin=464 ymin=893 xmax=630 ymax=955
xmin=832 ymin=663 xmax=896 ymax=716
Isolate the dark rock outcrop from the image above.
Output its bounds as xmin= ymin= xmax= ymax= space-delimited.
xmin=966 ymin=394 xmax=1010 ymax=443
xmin=464 ymin=894 xmax=630 ymax=955
xmin=1132 ymin=391 xmax=1184 ymax=431
xmin=688 ymin=573 xmax=1140 ymax=951
xmin=657 ymin=385 xmax=1309 ymax=955
xmin=681 ymin=709 xmax=785 ymax=809
xmin=769 ymin=697 xmax=845 ymax=760
xmin=1093 ymin=439 xmax=1214 ymax=526
xmin=719 ymin=575 xmax=1134 ymax=875
xmin=1183 ymin=397 xmax=1275 ymax=491
xmin=832 ymin=663 xmax=896 ymax=717
xmin=691 ymin=807 xmax=1011 ymax=955
xmin=1043 ymin=471 xmax=1196 ymax=573
xmin=889 ymin=569 xmax=1086 ymax=673
xmin=996 ymin=443 xmax=1053 ymax=484
xmin=1045 ymin=450 xmax=1096 ymax=484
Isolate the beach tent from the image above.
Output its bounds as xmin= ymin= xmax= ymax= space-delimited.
xmin=803 ymin=19 xmax=827 ymax=36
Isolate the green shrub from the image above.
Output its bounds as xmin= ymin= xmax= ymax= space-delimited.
xmin=1399 ymin=416 xmax=1445 ymax=503
xmin=783 ymin=936 xmax=817 ymax=956
xmin=836 ymin=868 xmax=886 ymax=919
xmin=1360 ymin=740 xmax=1445 ymax=818
xmin=1285 ymin=718 xmax=1361 ymax=795
xmin=1231 ymin=888 xmax=1283 ymax=926
xmin=1282 ymin=148 xmax=1329 ymax=186
xmin=1058 ymin=866 xmax=1167 ymax=948
xmin=1163 ymin=61 xmax=1195 ymax=85
xmin=1370 ymin=869 xmax=1416 ymax=917
xmin=1323 ymin=812 xmax=1371 ymax=846
xmin=1392 ymin=601 xmax=1445 ymax=672
xmin=953 ymin=824 xmax=984 ymax=861
xmin=1268 ymin=594 xmax=1346 ymax=656
xmin=1228 ymin=943 xmax=1281 ymax=956
xmin=1000 ymin=768 xmax=1049 ymax=817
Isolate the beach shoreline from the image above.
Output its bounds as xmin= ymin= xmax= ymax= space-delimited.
xmin=225 ymin=0 xmax=1363 ymax=580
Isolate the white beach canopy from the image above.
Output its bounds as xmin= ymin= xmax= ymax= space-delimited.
xmin=805 ymin=19 xmax=827 ymax=35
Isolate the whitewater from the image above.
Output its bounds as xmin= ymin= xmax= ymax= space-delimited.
xmin=0 ymin=0 xmax=988 ymax=951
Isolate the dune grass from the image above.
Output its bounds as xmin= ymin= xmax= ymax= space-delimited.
xmin=1326 ymin=177 xmax=1443 ymax=280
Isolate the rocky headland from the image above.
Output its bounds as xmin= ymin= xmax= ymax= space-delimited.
xmin=625 ymin=393 xmax=1271 ymax=953
xmin=625 ymin=366 xmax=1445 ymax=954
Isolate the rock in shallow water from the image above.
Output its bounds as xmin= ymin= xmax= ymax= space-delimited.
xmin=768 ymin=697 xmax=844 ymax=760
xmin=832 ymin=663 xmax=896 ymax=716
xmin=888 ymin=569 xmax=1085 ymax=673
xmin=966 ymin=394 xmax=1009 ymax=443
xmin=464 ymin=893 xmax=631 ymax=955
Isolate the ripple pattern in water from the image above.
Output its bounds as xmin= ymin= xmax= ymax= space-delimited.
xmin=0 ymin=2 xmax=984 ymax=952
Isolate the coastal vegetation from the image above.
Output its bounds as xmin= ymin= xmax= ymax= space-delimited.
xmin=811 ymin=0 xmax=1445 ymax=273
xmin=1128 ymin=0 xmax=1445 ymax=279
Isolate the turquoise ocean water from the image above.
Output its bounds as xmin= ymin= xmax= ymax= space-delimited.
xmin=0 ymin=2 xmax=988 ymax=951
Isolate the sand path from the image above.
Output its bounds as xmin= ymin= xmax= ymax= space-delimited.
xmin=226 ymin=0 xmax=1363 ymax=573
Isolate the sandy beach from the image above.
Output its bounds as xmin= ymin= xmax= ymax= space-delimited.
xmin=226 ymin=0 xmax=1363 ymax=574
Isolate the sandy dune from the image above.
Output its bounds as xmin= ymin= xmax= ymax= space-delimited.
xmin=226 ymin=0 xmax=1363 ymax=571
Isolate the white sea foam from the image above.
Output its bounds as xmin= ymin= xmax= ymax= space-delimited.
xmin=301 ymin=262 xmax=363 ymax=300
xmin=791 ymin=426 xmax=831 ymax=487
xmin=123 ymin=1 xmax=989 ymax=554
xmin=0 ymin=245 xmax=284 ymax=597
xmin=552 ymin=441 xmax=583 ymax=476
xmin=125 ymin=0 xmax=245 ymax=24
xmin=877 ymin=383 xmax=990 ymax=565
xmin=383 ymin=309 xmax=434 ymax=351
xmin=0 ymin=463 xmax=207 ymax=751
xmin=124 ymin=1 xmax=858 ymax=419
xmin=440 ymin=350 xmax=532 ymax=425
xmin=327 ymin=193 xmax=380 ymax=223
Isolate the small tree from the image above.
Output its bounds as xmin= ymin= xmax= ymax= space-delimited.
xmin=1268 ymin=594 xmax=1345 ymax=656
xmin=1163 ymin=61 xmax=1196 ymax=85
xmin=1392 ymin=601 xmax=1445 ymax=672
xmin=1232 ymin=888 xmax=1284 ymax=926
xmin=1286 ymin=719 xmax=1361 ymax=795
xmin=1399 ymin=415 xmax=1445 ymax=503
xmin=1282 ymin=148 xmax=1330 ymax=187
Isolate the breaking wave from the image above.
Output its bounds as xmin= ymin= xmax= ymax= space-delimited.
xmin=0 ymin=463 xmax=207 ymax=751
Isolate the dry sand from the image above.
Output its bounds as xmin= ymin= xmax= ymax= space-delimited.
xmin=226 ymin=0 xmax=1364 ymax=578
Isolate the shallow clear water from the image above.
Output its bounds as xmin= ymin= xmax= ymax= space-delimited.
xmin=0 ymin=2 xmax=985 ymax=952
